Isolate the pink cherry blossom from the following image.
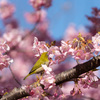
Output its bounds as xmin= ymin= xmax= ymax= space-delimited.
xmin=0 ymin=41 xmax=10 ymax=53
xmin=40 ymin=64 xmax=55 ymax=89
xmin=25 ymin=9 xmax=47 ymax=24
xmin=64 ymin=24 xmax=91 ymax=41
xmin=84 ymin=52 xmax=93 ymax=60
xmin=45 ymin=86 xmax=63 ymax=99
xmin=0 ymin=0 xmax=15 ymax=19
xmin=0 ymin=41 xmax=13 ymax=70
xmin=73 ymin=50 xmax=85 ymax=60
xmin=73 ymin=50 xmax=93 ymax=60
xmin=92 ymin=33 xmax=100 ymax=44
xmin=36 ymin=21 xmax=49 ymax=33
xmin=92 ymin=33 xmax=100 ymax=54
xmin=32 ymin=37 xmax=49 ymax=57
xmin=79 ymin=71 xmax=99 ymax=89
xmin=41 ymin=64 xmax=52 ymax=74
xmin=0 ymin=55 xmax=13 ymax=70
xmin=30 ymin=0 xmax=52 ymax=10
xmin=30 ymin=87 xmax=43 ymax=98
xmin=48 ymin=46 xmax=64 ymax=63
xmin=25 ymin=85 xmax=43 ymax=99
xmin=40 ymin=74 xmax=55 ymax=89
xmin=3 ymin=29 xmax=24 ymax=47
xmin=70 ymin=84 xmax=82 ymax=97
xmin=60 ymin=40 xmax=74 ymax=56
xmin=89 ymin=81 xmax=99 ymax=88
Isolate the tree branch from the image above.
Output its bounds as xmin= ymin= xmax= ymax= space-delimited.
xmin=55 ymin=55 xmax=100 ymax=85
xmin=1 ymin=55 xmax=100 ymax=100
xmin=1 ymin=88 xmax=29 ymax=100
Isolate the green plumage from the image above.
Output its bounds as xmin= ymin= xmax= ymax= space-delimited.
xmin=23 ymin=52 xmax=49 ymax=80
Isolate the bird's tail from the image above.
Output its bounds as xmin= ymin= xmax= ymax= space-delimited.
xmin=23 ymin=74 xmax=30 ymax=80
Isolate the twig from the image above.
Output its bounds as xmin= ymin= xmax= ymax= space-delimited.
xmin=9 ymin=65 xmax=21 ymax=86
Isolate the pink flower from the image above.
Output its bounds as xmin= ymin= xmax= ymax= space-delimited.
xmin=89 ymin=78 xmax=100 ymax=88
xmin=64 ymin=24 xmax=90 ymax=41
xmin=60 ymin=40 xmax=74 ymax=56
xmin=3 ymin=29 xmax=23 ymax=47
xmin=45 ymin=86 xmax=63 ymax=99
xmin=25 ymin=85 xmax=43 ymax=99
xmin=40 ymin=74 xmax=55 ymax=89
xmin=40 ymin=65 xmax=55 ymax=89
xmin=73 ymin=50 xmax=93 ymax=60
xmin=48 ymin=46 xmax=63 ymax=63
xmin=0 ymin=41 xmax=10 ymax=53
xmin=30 ymin=0 xmax=52 ymax=10
xmin=84 ymin=52 xmax=93 ymax=60
xmin=25 ymin=9 xmax=47 ymax=24
xmin=41 ymin=64 xmax=52 ymax=74
xmin=92 ymin=33 xmax=100 ymax=44
xmin=0 ymin=41 xmax=13 ymax=70
xmin=79 ymin=71 xmax=99 ymax=89
xmin=89 ymin=81 xmax=99 ymax=88
xmin=73 ymin=50 xmax=85 ymax=60
xmin=92 ymin=33 xmax=100 ymax=54
xmin=0 ymin=55 xmax=13 ymax=70
xmin=60 ymin=40 xmax=69 ymax=56
xmin=0 ymin=0 xmax=15 ymax=19
xmin=79 ymin=76 xmax=90 ymax=88
xmin=36 ymin=21 xmax=49 ymax=32
xmin=64 ymin=24 xmax=78 ymax=41
xmin=30 ymin=86 xmax=43 ymax=98
xmin=70 ymin=84 xmax=82 ymax=97
xmin=32 ymin=37 xmax=49 ymax=57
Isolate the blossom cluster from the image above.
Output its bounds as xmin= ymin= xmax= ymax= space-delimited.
xmin=79 ymin=71 xmax=100 ymax=89
xmin=0 ymin=41 xmax=13 ymax=70
xmin=25 ymin=9 xmax=47 ymax=24
xmin=31 ymin=32 xmax=100 ymax=98
xmin=32 ymin=32 xmax=100 ymax=63
xmin=40 ymin=64 xmax=56 ymax=89
xmin=0 ymin=0 xmax=15 ymax=19
xmin=30 ymin=0 xmax=52 ymax=10
xmin=70 ymin=71 xmax=100 ymax=96
xmin=24 ymin=65 xmax=72 ymax=100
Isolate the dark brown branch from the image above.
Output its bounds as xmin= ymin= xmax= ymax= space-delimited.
xmin=1 ymin=88 xmax=29 ymax=100
xmin=1 ymin=55 xmax=100 ymax=100
xmin=55 ymin=55 xmax=100 ymax=85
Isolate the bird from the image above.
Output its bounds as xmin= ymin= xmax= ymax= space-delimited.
xmin=23 ymin=52 xmax=49 ymax=80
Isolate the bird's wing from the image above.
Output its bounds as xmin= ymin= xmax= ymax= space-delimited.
xmin=29 ymin=58 xmax=44 ymax=74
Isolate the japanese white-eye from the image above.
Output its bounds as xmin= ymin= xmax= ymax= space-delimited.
xmin=23 ymin=52 xmax=49 ymax=80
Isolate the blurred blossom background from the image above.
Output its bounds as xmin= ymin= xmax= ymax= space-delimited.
xmin=0 ymin=0 xmax=100 ymax=99
xmin=0 ymin=0 xmax=100 ymax=40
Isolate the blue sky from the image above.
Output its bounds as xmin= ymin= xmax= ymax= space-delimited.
xmin=1 ymin=0 xmax=100 ymax=40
